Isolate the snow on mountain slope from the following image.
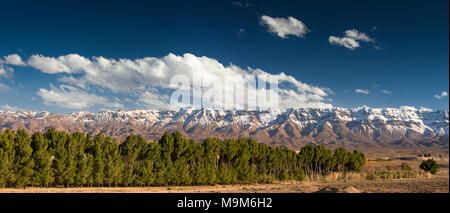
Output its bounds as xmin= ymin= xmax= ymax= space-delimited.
xmin=0 ymin=107 xmax=448 ymax=151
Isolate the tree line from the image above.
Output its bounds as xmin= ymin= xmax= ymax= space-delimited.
xmin=0 ymin=128 xmax=365 ymax=187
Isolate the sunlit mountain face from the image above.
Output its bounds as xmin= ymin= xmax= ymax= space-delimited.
xmin=1 ymin=106 xmax=448 ymax=152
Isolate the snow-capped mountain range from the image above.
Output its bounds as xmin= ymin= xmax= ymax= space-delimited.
xmin=1 ymin=106 xmax=448 ymax=151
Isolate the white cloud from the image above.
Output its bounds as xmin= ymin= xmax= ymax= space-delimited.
xmin=434 ymin=91 xmax=448 ymax=99
xmin=0 ymin=104 xmax=23 ymax=111
xmin=329 ymin=36 xmax=360 ymax=50
xmin=10 ymin=53 xmax=333 ymax=110
xmin=0 ymin=65 xmax=14 ymax=78
xmin=419 ymin=107 xmax=433 ymax=112
xmin=329 ymin=29 xmax=374 ymax=50
xmin=259 ymin=15 xmax=309 ymax=38
xmin=37 ymin=84 xmax=110 ymax=109
xmin=355 ymin=89 xmax=370 ymax=95
xmin=0 ymin=54 xmax=27 ymax=79
xmin=381 ymin=89 xmax=392 ymax=95
xmin=400 ymin=106 xmax=417 ymax=111
xmin=2 ymin=54 xmax=26 ymax=66
xmin=28 ymin=54 xmax=77 ymax=74
xmin=101 ymin=101 xmax=125 ymax=111
xmin=138 ymin=90 xmax=171 ymax=109
xmin=344 ymin=29 xmax=374 ymax=42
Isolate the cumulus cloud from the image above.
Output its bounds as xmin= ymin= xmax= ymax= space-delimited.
xmin=329 ymin=36 xmax=360 ymax=50
xmin=27 ymin=54 xmax=81 ymax=74
xmin=381 ymin=89 xmax=392 ymax=95
xmin=138 ymin=90 xmax=171 ymax=109
xmin=0 ymin=54 xmax=26 ymax=79
xmin=8 ymin=53 xmax=333 ymax=110
xmin=344 ymin=29 xmax=374 ymax=42
xmin=259 ymin=15 xmax=309 ymax=38
xmin=355 ymin=89 xmax=370 ymax=95
xmin=2 ymin=54 xmax=26 ymax=66
xmin=434 ymin=91 xmax=448 ymax=99
xmin=329 ymin=29 xmax=374 ymax=50
xmin=37 ymin=84 xmax=110 ymax=109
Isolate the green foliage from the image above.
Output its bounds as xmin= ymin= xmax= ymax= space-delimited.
xmin=0 ymin=129 xmax=366 ymax=187
xmin=400 ymin=162 xmax=412 ymax=171
xmin=0 ymin=129 xmax=15 ymax=187
xmin=13 ymin=129 xmax=34 ymax=187
xmin=346 ymin=150 xmax=366 ymax=172
xmin=31 ymin=132 xmax=53 ymax=186
xmin=419 ymin=159 xmax=439 ymax=174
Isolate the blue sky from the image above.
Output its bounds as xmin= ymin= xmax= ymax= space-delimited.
xmin=0 ymin=0 xmax=448 ymax=113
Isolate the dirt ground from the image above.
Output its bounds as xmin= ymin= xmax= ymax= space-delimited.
xmin=0 ymin=176 xmax=447 ymax=193
xmin=1 ymin=170 xmax=448 ymax=193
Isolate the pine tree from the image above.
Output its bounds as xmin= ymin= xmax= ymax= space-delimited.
xmin=31 ymin=132 xmax=53 ymax=187
xmin=44 ymin=128 xmax=58 ymax=155
xmin=153 ymin=159 xmax=167 ymax=186
xmin=136 ymin=159 xmax=155 ymax=186
xmin=119 ymin=134 xmax=141 ymax=186
xmin=92 ymin=134 xmax=105 ymax=186
xmin=218 ymin=161 xmax=233 ymax=184
xmin=0 ymin=130 xmax=15 ymax=187
xmin=52 ymin=131 xmax=68 ymax=186
xmin=137 ymin=141 xmax=160 ymax=186
xmin=85 ymin=154 xmax=95 ymax=186
xmin=74 ymin=152 xmax=90 ymax=186
xmin=333 ymin=147 xmax=350 ymax=172
xmin=103 ymin=137 xmax=123 ymax=187
xmin=173 ymin=159 xmax=192 ymax=185
xmin=159 ymin=132 xmax=174 ymax=161
xmin=192 ymin=160 xmax=207 ymax=185
xmin=203 ymin=138 xmax=219 ymax=184
xmin=0 ymin=128 xmax=366 ymax=187
xmin=346 ymin=150 xmax=366 ymax=172
xmin=13 ymin=129 xmax=34 ymax=187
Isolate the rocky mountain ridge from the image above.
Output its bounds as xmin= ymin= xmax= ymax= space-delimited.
xmin=1 ymin=106 xmax=448 ymax=151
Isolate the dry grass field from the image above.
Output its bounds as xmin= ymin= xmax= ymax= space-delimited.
xmin=0 ymin=177 xmax=447 ymax=193
xmin=1 ymin=153 xmax=448 ymax=193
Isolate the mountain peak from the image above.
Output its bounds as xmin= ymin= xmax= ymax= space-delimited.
xmin=0 ymin=107 xmax=448 ymax=151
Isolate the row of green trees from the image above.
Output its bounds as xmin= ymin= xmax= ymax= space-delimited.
xmin=0 ymin=129 xmax=365 ymax=187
